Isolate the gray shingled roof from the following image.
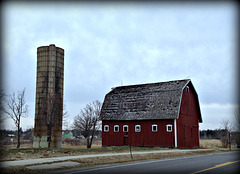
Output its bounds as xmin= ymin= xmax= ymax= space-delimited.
xmin=101 ymin=79 xmax=196 ymax=121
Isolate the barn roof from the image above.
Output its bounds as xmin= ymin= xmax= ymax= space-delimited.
xmin=101 ymin=79 xmax=202 ymax=122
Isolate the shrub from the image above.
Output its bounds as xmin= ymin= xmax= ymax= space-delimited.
xmin=221 ymin=136 xmax=228 ymax=148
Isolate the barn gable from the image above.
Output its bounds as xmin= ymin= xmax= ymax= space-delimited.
xmin=101 ymin=79 xmax=202 ymax=122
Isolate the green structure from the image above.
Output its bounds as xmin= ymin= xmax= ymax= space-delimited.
xmin=62 ymin=131 xmax=74 ymax=139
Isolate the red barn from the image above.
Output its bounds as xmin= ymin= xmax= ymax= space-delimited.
xmin=100 ymin=79 xmax=202 ymax=148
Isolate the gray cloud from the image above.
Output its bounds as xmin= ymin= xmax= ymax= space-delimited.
xmin=2 ymin=2 xmax=237 ymax=130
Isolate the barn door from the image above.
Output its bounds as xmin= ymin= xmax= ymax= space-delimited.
xmin=192 ymin=126 xmax=199 ymax=147
xmin=184 ymin=125 xmax=192 ymax=148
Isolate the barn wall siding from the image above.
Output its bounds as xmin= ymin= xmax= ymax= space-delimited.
xmin=102 ymin=120 xmax=175 ymax=147
xmin=177 ymin=85 xmax=200 ymax=148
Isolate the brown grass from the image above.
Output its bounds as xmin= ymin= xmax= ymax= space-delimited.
xmin=0 ymin=144 xmax=172 ymax=162
xmin=70 ymin=149 xmax=217 ymax=168
xmin=200 ymin=139 xmax=222 ymax=149
xmin=1 ymin=139 xmax=228 ymax=162
xmin=1 ymin=149 xmax=217 ymax=174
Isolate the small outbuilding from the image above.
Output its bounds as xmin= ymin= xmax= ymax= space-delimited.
xmin=100 ymin=79 xmax=202 ymax=148
xmin=62 ymin=130 xmax=74 ymax=139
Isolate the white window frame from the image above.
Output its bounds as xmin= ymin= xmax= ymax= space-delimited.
xmin=114 ymin=125 xmax=119 ymax=132
xmin=152 ymin=124 xmax=158 ymax=132
xmin=135 ymin=125 xmax=141 ymax=132
xmin=104 ymin=125 xmax=109 ymax=132
xmin=123 ymin=125 xmax=128 ymax=132
xmin=186 ymin=86 xmax=189 ymax=92
xmin=166 ymin=124 xmax=172 ymax=132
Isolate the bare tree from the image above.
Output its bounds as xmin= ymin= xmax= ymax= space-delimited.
xmin=0 ymin=89 xmax=5 ymax=124
xmin=4 ymin=89 xmax=28 ymax=148
xmin=235 ymin=106 xmax=240 ymax=131
xmin=220 ymin=119 xmax=233 ymax=132
xmin=73 ymin=100 xmax=102 ymax=148
xmin=220 ymin=119 xmax=233 ymax=149
xmin=43 ymin=93 xmax=62 ymax=148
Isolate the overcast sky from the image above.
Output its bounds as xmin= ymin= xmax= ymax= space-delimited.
xmin=2 ymin=2 xmax=238 ymax=131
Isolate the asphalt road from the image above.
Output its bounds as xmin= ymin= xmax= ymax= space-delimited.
xmin=50 ymin=151 xmax=239 ymax=174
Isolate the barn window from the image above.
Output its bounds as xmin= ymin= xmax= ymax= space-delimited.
xmin=152 ymin=124 xmax=157 ymax=132
xmin=104 ymin=125 xmax=109 ymax=132
xmin=123 ymin=125 xmax=128 ymax=132
xmin=135 ymin=125 xmax=141 ymax=132
xmin=166 ymin=124 xmax=172 ymax=132
xmin=114 ymin=125 xmax=119 ymax=132
xmin=186 ymin=86 xmax=189 ymax=92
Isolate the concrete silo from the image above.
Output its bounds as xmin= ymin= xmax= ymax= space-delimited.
xmin=33 ymin=44 xmax=64 ymax=148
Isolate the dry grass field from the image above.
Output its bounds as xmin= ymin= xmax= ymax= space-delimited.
xmin=0 ymin=144 xmax=171 ymax=162
xmin=200 ymin=139 xmax=239 ymax=150
xmin=200 ymin=139 xmax=222 ymax=149
xmin=0 ymin=139 xmax=236 ymax=162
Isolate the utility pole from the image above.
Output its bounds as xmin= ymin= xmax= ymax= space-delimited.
xmin=228 ymin=131 xmax=231 ymax=151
